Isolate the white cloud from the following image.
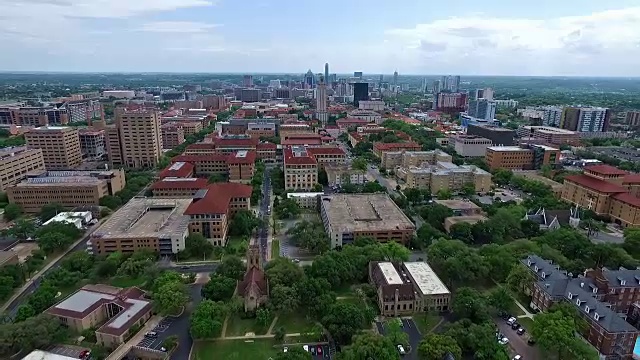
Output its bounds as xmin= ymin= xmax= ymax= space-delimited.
xmin=385 ymin=7 xmax=640 ymax=75
xmin=138 ymin=21 xmax=221 ymax=33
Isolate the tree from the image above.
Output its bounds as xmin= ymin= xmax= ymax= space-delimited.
xmin=449 ymin=223 xmax=474 ymax=244
xmin=117 ymin=256 xmax=154 ymax=277
xmin=420 ymin=204 xmax=453 ymax=231
xmin=492 ymin=169 xmax=513 ymax=186
xmin=274 ymin=326 xmax=286 ymax=342
xmin=461 ymin=182 xmax=476 ymax=196
xmin=487 ymin=286 xmax=512 ymax=313
xmin=426 ymin=240 xmax=489 ymax=287
xmin=338 ymin=333 xmax=400 ymax=360
xmin=270 ymin=285 xmax=300 ymax=313
xmin=321 ymin=302 xmax=371 ymax=345
xmin=190 ymin=300 xmax=227 ymax=339
xmin=153 ymin=278 xmax=188 ymax=315
xmin=216 ymin=256 xmax=246 ymax=280
xmin=39 ymin=203 xmax=66 ymax=222
xmin=162 ymin=335 xmax=178 ymax=350
xmin=99 ymin=195 xmax=122 ymax=210
xmin=531 ymin=309 xmax=581 ymax=359
xmin=207 ymin=173 xmax=227 ymax=183
xmin=385 ymin=319 xmax=409 ymax=347
xmin=436 ymin=189 xmax=452 ymax=200
xmin=444 ymin=320 xmax=509 ymax=360
xmin=265 ymin=257 xmax=305 ymax=288
xmin=184 ymin=234 xmax=215 ymax=259
xmin=381 ymin=241 xmax=410 ymax=262
xmin=201 ymin=275 xmax=236 ymax=301
xmin=9 ymin=218 xmax=36 ymax=240
xmin=506 ymin=262 xmax=536 ymax=294
xmin=229 ymin=210 xmax=258 ymax=237
xmin=3 ymin=203 xmax=21 ymax=221
xmin=416 ymin=224 xmax=445 ymax=249
xmin=256 ymin=308 xmax=272 ymax=328
xmin=36 ymin=232 xmax=72 ymax=254
xmin=274 ymin=347 xmax=313 ymax=360
xmin=623 ymin=228 xmax=640 ymax=259
xmin=14 ymin=304 xmax=36 ymax=322
xmin=451 ymin=287 xmax=490 ymax=323
xmin=351 ymin=157 xmax=368 ymax=171
xmin=418 ymin=334 xmax=462 ymax=360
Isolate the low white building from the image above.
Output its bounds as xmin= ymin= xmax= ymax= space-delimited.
xmin=102 ymin=90 xmax=136 ymax=99
xmin=42 ymin=211 xmax=93 ymax=229
xmin=348 ymin=109 xmax=383 ymax=124
xmin=287 ymin=192 xmax=324 ymax=209
xmin=358 ymin=100 xmax=385 ymax=112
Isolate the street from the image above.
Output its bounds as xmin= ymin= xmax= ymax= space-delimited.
xmin=260 ymin=166 xmax=272 ymax=261
xmin=375 ymin=318 xmax=422 ymax=360
xmin=495 ymin=318 xmax=539 ymax=360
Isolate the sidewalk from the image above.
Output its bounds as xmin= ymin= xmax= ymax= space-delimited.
xmin=106 ymin=315 xmax=163 ymax=360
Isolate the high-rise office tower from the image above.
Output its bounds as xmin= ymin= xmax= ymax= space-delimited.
xmin=474 ymin=88 xmax=494 ymax=101
xmin=467 ymin=99 xmax=497 ymax=121
xmin=441 ymin=76 xmax=449 ymax=91
xmin=560 ymin=107 xmax=611 ymax=132
xmin=353 ymin=82 xmax=369 ymax=107
xmin=432 ymin=80 xmax=442 ymax=94
xmin=378 ymin=74 xmax=384 ymax=89
xmin=324 ymin=63 xmax=329 ymax=88
xmin=304 ymin=70 xmax=315 ymax=88
xmin=316 ymin=77 xmax=328 ymax=125
xmin=354 ymin=71 xmax=363 ymax=79
xmin=243 ymin=75 xmax=253 ymax=87
xmin=452 ymin=76 xmax=461 ymax=92
xmin=393 ymin=71 xmax=398 ymax=87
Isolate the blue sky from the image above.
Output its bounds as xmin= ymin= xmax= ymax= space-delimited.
xmin=1 ymin=0 xmax=640 ymax=76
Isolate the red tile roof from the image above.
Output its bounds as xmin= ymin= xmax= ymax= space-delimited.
xmin=213 ymin=137 xmax=259 ymax=147
xmin=186 ymin=143 xmax=216 ymax=151
xmin=282 ymin=138 xmax=323 ymax=146
xmin=184 ymin=183 xmax=252 ymax=215
xmin=611 ymin=192 xmax=640 ymax=208
xmin=158 ymin=161 xmax=195 ymax=179
xmin=623 ymin=174 xmax=640 ymax=184
xmin=283 ymin=147 xmax=316 ymax=165
xmin=172 ymin=154 xmax=228 ymax=163
xmin=226 ymin=150 xmax=257 ymax=164
xmin=238 ymin=265 xmax=268 ymax=297
xmin=585 ymin=165 xmax=628 ymax=176
xmin=336 ymin=118 xmax=370 ymax=128
xmin=373 ymin=142 xmax=421 ymax=151
xmin=307 ymin=147 xmax=346 ymax=156
xmin=149 ymin=178 xmax=209 ymax=190
xmin=257 ymin=142 xmax=277 ymax=150
xmin=564 ymin=174 xmax=627 ymax=193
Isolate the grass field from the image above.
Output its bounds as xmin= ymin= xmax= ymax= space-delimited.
xmin=271 ymin=240 xmax=279 ymax=259
xmin=517 ymin=317 xmax=535 ymax=331
xmin=193 ymin=339 xmax=280 ymax=360
xmin=109 ymin=276 xmax=146 ymax=288
xmin=226 ymin=314 xmax=268 ymax=336
xmin=412 ymin=313 xmax=442 ymax=334
xmin=275 ymin=312 xmax=317 ymax=334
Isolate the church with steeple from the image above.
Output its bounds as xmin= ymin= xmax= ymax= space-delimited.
xmin=237 ymin=242 xmax=269 ymax=312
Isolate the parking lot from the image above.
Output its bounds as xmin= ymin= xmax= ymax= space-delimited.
xmin=46 ymin=344 xmax=92 ymax=359
xmin=495 ymin=316 xmax=540 ymax=360
xmin=375 ymin=318 xmax=421 ymax=359
xmin=136 ymin=317 xmax=175 ymax=351
xmin=283 ymin=343 xmax=331 ymax=359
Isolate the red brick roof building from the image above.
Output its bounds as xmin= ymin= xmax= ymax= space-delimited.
xmin=149 ymin=178 xmax=209 ymax=198
xmin=373 ymin=142 xmax=421 ymax=157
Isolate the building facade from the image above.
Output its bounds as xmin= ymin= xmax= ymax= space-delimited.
xmin=160 ymin=123 xmax=185 ymax=149
xmin=284 ymin=146 xmax=318 ymax=191
xmin=561 ymin=107 xmax=611 ymax=133
xmin=109 ymin=107 xmax=163 ymax=169
xmin=485 ymin=145 xmax=560 ymax=171
xmin=452 ymin=135 xmax=492 ymax=157
xmin=25 ymin=126 xmax=82 ymax=170
xmin=0 ymin=147 xmax=45 ymax=191
xmin=78 ymin=129 xmax=106 ymax=159
xmin=466 ymin=124 xmax=515 ymax=146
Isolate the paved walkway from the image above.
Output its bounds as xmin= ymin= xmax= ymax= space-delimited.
xmin=266 ymin=316 xmax=278 ymax=335
xmin=106 ymin=315 xmax=163 ymax=360
xmin=514 ymin=298 xmax=535 ymax=319
xmin=221 ymin=332 xmax=303 ymax=341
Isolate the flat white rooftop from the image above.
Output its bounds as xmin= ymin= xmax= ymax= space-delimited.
xmin=404 ymin=262 xmax=450 ymax=296
xmin=378 ymin=262 xmax=404 ymax=285
xmin=22 ymin=350 xmax=77 ymax=360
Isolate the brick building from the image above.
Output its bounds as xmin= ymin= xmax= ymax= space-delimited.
xmin=485 ymin=145 xmax=560 ymax=171
xmin=25 ymin=126 xmax=82 ymax=170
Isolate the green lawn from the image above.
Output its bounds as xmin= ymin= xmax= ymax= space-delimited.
xmin=412 ymin=313 xmax=442 ymax=334
xmin=226 ymin=314 xmax=268 ymax=336
xmin=507 ymin=298 xmax=526 ymax=317
xmin=271 ymin=240 xmax=280 ymax=259
xmin=109 ymin=276 xmax=146 ymax=288
xmin=193 ymin=339 xmax=280 ymax=360
xmin=517 ymin=317 xmax=535 ymax=331
xmin=334 ymin=284 xmax=355 ymax=297
xmin=275 ymin=312 xmax=317 ymax=334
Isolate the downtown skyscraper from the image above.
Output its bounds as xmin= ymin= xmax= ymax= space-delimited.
xmin=324 ymin=63 xmax=329 ymax=88
xmin=316 ymin=76 xmax=328 ymax=125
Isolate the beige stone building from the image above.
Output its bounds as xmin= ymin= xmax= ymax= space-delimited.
xmin=7 ymin=169 xmax=125 ymax=213
xmin=24 ymin=126 xmax=82 ymax=170
xmin=284 ymin=146 xmax=318 ymax=191
xmin=396 ymin=162 xmax=491 ymax=194
xmin=161 ymin=123 xmax=185 ymax=149
xmin=325 ymin=164 xmax=366 ymax=186
xmin=46 ymin=284 xmax=152 ymax=350
xmin=369 ymin=261 xmax=451 ymax=317
xmin=381 ymin=150 xmax=451 ymax=170
xmin=0 ymin=147 xmax=45 ymax=191
xmin=452 ymin=134 xmax=492 ymax=157
xmin=107 ymin=107 xmax=163 ymax=169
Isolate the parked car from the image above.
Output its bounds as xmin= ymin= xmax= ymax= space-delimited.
xmin=283 ymin=347 xmax=288 ymax=353
xmin=527 ymin=338 xmax=536 ymax=345
xmin=144 ymin=331 xmax=157 ymax=338
xmin=397 ymin=345 xmax=406 ymax=355
xmin=498 ymin=337 xmax=509 ymax=345
xmin=511 ymin=322 xmax=520 ymax=330
xmin=79 ymin=350 xmax=91 ymax=359
xmin=517 ymin=327 xmax=526 ymax=335
xmin=506 ymin=317 xmax=517 ymax=325
xmin=512 ymin=355 xmax=522 ymax=360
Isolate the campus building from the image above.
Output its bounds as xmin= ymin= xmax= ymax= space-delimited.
xmin=149 ymin=178 xmax=209 ymax=198
xmin=466 ymin=124 xmax=515 ymax=146
xmin=484 ymin=145 xmax=560 ymax=171
xmin=7 ymin=169 xmax=126 ymax=213
xmin=369 ymin=261 xmax=451 ymax=317
xmin=373 ymin=142 xmax=422 ymax=158
xmin=324 ymin=164 xmax=366 ymax=187
xmin=106 ymin=106 xmax=163 ymax=169
xmin=185 ymin=183 xmax=252 ymax=246
xmin=516 ymin=126 xmax=580 ymax=145
xmin=90 ymin=198 xmax=192 ymax=255
xmin=396 ymin=161 xmax=492 ymax=194
xmin=169 ymin=150 xmax=256 ymax=183
xmin=160 ymin=123 xmax=185 ymax=149
xmin=320 ymin=193 xmax=416 ymax=248
xmin=46 ymin=284 xmax=152 ymax=349
xmin=78 ymin=129 xmax=106 ymax=159
xmin=284 ymin=146 xmax=319 ymax=191
xmin=451 ymin=135 xmax=493 ymax=157
xmin=24 ymin=126 xmax=82 ymax=170
xmin=521 ymin=255 xmax=640 ymax=359
xmin=380 ymin=150 xmax=452 ymax=170
xmin=561 ymin=165 xmax=640 ymax=228
xmin=0 ymin=147 xmax=45 ymax=191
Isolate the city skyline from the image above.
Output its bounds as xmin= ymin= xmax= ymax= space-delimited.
xmin=1 ymin=1 xmax=640 ymax=76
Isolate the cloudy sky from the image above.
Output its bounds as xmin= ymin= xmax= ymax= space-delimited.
xmin=2 ymin=0 xmax=640 ymax=76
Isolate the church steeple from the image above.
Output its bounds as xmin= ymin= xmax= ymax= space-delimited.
xmin=246 ymin=243 xmax=262 ymax=270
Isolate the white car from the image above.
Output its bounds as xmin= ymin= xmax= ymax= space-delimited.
xmin=397 ymin=345 xmax=406 ymax=355
xmin=499 ymin=337 xmax=509 ymax=345
xmin=283 ymin=347 xmax=288 ymax=353
xmin=512 ymin=356 xmax=522 ymax=360
xmin=303 ymin=345 xmax=309 ymax=352
xmin=507 ymin=317 xmax=517 ymax=325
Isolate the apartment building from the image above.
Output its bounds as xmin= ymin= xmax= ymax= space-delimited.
xmin=25 ymin=126 xmax=82 ymax=170
xmin=0 ymin=106 xmax=69 ymax=126
xmin=0 ymin=147 xmax=45 ymax=191
xmin=171 ymin=154 xmax=229 ymax=177
xmin=562 ymin=165 xmax=640 ymax=227
xmin=149 ymin=178 xmax=209 ymax=198
xmin=176 ymin=121 xmax=203 ymax=136
xmin=287 ymin=192 xmax=323 ymax=209
xmin=46 ymin=285 xmax=152 ymax=350
xmin=452 ymin=135 xmax=492 ymax=157
xmin=522 ymin=255 xmax=640 ymax=359
xmin=107 ymin=107 xmax=163 ymax=169
xmin=336 ymin=118 xmax=370 ymax=131
xmin=185 ymin=183 xmax=252 ymax=246
xmin=227 ymin=150 xmax=256 ymax=183
xmin=8 ymin=169 xmax=126 ymax=213
xmin=380 ymin=150 xmax=452 ymax=170
xmin=320 ymin=193 xmax=416 ymax=248
xmin=247 ymin=122 xmax=276 ymax=139
xmin=396 ymin=162 xmax=492 ymax=194
xmin=284 ymin=146 xmax=318 ymax=191
xmin=466 ymin=124 xmax=515 ymax=146
xmin=90 ymin=198 xmax=192 ymax=255
xmin=161 ymin=123 xmax=185 ymax=149
xmin=158 ymin=161 xmax=195 ymax=179
xmin=626 ymin=111 xmax=640 ymax=129
xmin=516 ymin=126 xmax=580 ymax=145
xmin=561 ymin=107 xmax=611 ymax=133
xmin=78 ymin=129 xmax=106 ymax=159
xmin=369 ymin=261 xmax=450 ymax=317
xmin=373 ymin=142 xmax=421 ymax=158
xmin=485 ymin=145 xmax=560 ymax=171
xmin=306 ymin=147 xmax=346 ymax=169
xmin=62 ymin=99 xmax=101 ymax=123
xmin=325 ymin=164 xmax=366 ymax=186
